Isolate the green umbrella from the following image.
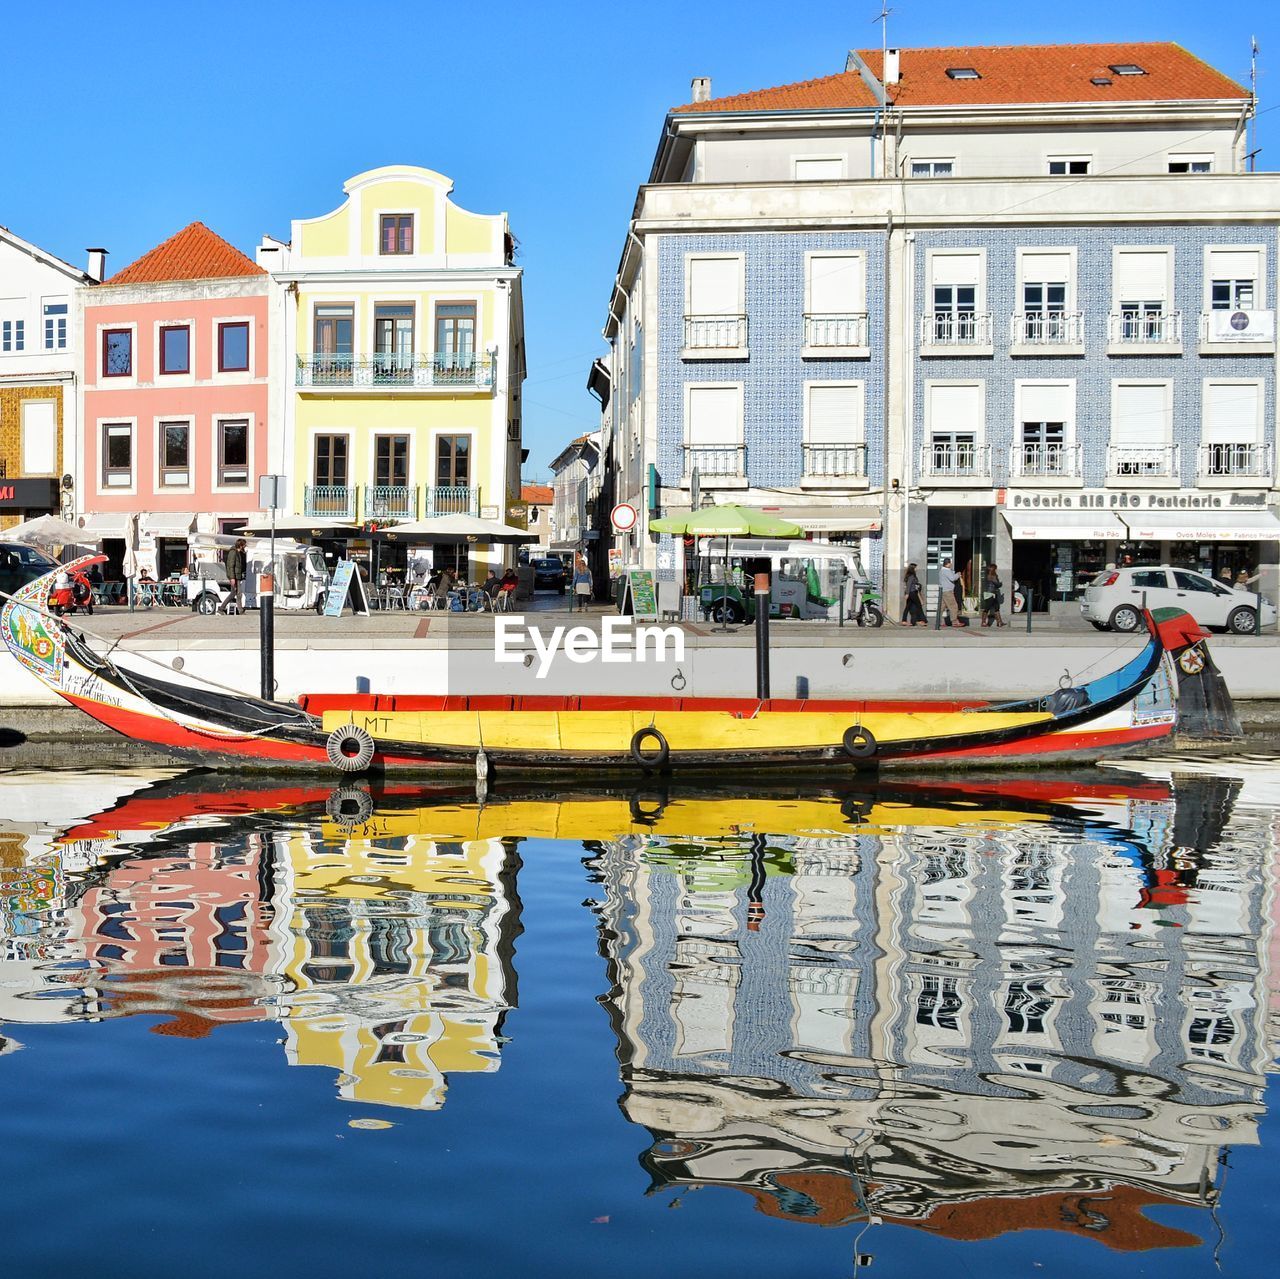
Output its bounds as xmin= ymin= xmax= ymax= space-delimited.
xmin=649 ymin=505 xmax=804 ymax=628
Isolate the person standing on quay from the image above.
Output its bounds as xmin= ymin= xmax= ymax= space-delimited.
xmin=224 ymin=538 xmax=247 ymax=611
xmin=981 ymin=563 xmax=1006 ymax=628
xmin=938 ymin=557 xmax=964 ymax=628
xmin=901 ymin=562 xmax=927 ymax=626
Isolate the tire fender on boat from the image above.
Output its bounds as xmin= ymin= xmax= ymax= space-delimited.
xmin=630 ymin=726 xmax=670 ymax=770
xmin=326 ymin=724 xmax=376 ymax=773
xmin=842 ymin=725 xmax=878 ymax=760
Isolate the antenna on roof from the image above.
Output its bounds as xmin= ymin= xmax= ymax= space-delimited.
xmin=1249 ymin=35 xmax=1260 ymax=172
xmin=873 ymin=1 xmax=892 ymax=69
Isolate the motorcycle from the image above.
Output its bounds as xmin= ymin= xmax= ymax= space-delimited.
xmin=852 ymin=579 xmax=884 ymax=628
xmin=49 ymin=569 xmax=94 ymax=616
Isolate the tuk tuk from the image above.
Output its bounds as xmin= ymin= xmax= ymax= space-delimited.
xmin=186 ymin=534 xmax=330 ymax=614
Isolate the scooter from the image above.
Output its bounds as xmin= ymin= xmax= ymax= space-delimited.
xmin=49 ymin=570 xmax=94 ymax=616
xmin=852 ymin=579 xmax=884 ymax=627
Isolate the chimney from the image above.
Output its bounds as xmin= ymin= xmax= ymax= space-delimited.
xmin=691 ymin=76 xmax=711 ymax=103
xmin=86 ymin=248 xmax=108 ymax=283
xmin=883 ymin=49 xmax=901 ymax=85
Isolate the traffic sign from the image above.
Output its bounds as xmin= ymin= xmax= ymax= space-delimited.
xmin=611 ymin=503 xmax=638 ymax=532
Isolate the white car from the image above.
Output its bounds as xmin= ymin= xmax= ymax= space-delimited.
xmin=1080 ymin=565 xmax=1277 ymax=635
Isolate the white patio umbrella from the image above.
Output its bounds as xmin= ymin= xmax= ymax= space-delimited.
xmin=122 ymin=513 xmax=140 ymax=610
xmin=6 ymin=514 xmax=99 ymax=553
xmin=231 ymin=515 xmax=362 ymax=538
xmin=376 ymin=513 xmax=537 ymax=544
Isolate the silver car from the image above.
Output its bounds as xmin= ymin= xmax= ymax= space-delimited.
xmin=1080 ymin=565 xmax=1277 ymax=634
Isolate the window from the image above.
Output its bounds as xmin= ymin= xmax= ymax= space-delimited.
xmin=1208 ymin=248 xmax=1261 ymax=310
xmin=435 ymin=303 xmax=477 ymax=371
xmin=945 ymin=67 xmax=980 ymax=79
xmin=805 ymin=253 xmax=864 ymax=347
xmin=1114 ymin=249 xmax=1171 ymax=339
xmin=1016 ymin=383 xmax=1073 ymax=476
xmin=380 ymin=214 xmax=414 ymax=255
xmin=1130 ymin=570 xmax=1169 ymax=589
xmin=1004 ymin=981 xmax=1052 ymax=1035
xmin=686 ymin=256 xmax=743 ymax=314
xmin=436 ymin=434 xmax=471 ymax=488
xmin=1112 ymin=382 xmax=1171 ymax=473
xmin=1048 ymin=156 xmax=1090 ymax=175
xmin=102 ymin=422 xmax=133 ymax=487
xmin=926 ymin=382 xmax=984 ymax=474
xmin=1169 ymin=156 xmax=1212 ymax=174
xmin=217 ymin=322 xmax=250 ymax=373
xmin=43 ymin=300 xmax=68 ymax=350
xmin=916 ymin=975 xmax=962 ymax=1030
xmin=375 ymin=435 xmax=410 ymax=488
xmin=1174 ymin=570 xmax=1220 ymax=593
xmin=1109 ymin=63 xmax=1146 ymax=75
xmin=159 ymin=421 xmax=190 ymax=487
xmin=0 ymin=318 xmax=23 ymax=352
xmin=217 ymin=419 xmax=249 ymax=486
xmin=374 ymin=303 xmax=414 ymax=381
xmin=930 ymin=252 xmax=982 ymax=341
xmin=685 ymin=384 xmax=744 ymax=475
xmin=793 ymin=156 xmax=845 ymax=180
xmin=103 ymin=328 xmax=132 ymax=376
xmin=805 ymin=384 xmax=864 ymax=443
xmin=313 ymin=434 xmax=348 ymax=488
xmin=1019 ymin=250 xmax=1073 ymax=342
xmin=159 ymin=325 xmax=190 ymax=374
xmin=910 ymin=159 xmax=954 ymax=178
xmin=20 ymin=401 xmax=56 ymax=475
xmin=1203 ymin=380 xmax=1263 ymax=474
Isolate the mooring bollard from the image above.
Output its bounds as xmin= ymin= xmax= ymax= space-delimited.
xmin=754 ymin=572 xmax=771 ymax=700
xmin=934 ymin=590 xmax=942 ymax=630
xmin=1257 ymin=590 xmax=1264 ymax=637
xmin=1025 ymin=583 xmax=1032 ymax=634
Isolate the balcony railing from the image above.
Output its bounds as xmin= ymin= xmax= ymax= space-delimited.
xmin=802 ymin=443 xmax=867 ymax=478
xmin=920 ymin=311 xmax=994 ymax=346
xmin=1198 ymin=441 xmax=1273 ymax=479
xmin=803 ymin=312 xmax=868 ymax=348
xmin=918 ymin=442 xmax=991 ymax=479
xmin=1107 ymin=444 xmax=1181 ymax=479
xmin=684 ymin=444 xmax=746 ymax=477
xmin=1010 ymin=311 xmax=1084 ymax=345
xmin=1107 ymin=310 xmax=1182 ymax=344
xmin=296 ymin=352 xmax=496 ymax=389
xmin=683 ymin=314 xmax=748 ymax=352
xmin=1199 ymin=309 xmax=1276 ymax=344
xmin=304 ymin=485 xmax=356 ymax=519
xmin=365 ymin=485 xmax=418 ymax=520
xmin=1008 ymin=442 xmax=1082 ymax=480
xmin=424 ymin=485 xmax=479 ymax=517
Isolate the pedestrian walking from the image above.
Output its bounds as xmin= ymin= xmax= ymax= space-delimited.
xmin=953 ymin=559 xmax=970 ymax=626
xmin=901 ymin=562 xmax=927 ymax=626
xmin=937 ymin=557 xmax=962 ymax=628
xmin=572 ymin=554 xmax=593 ymax=611
xmin=981 ymin=563 xmax=1006 ymax=628
xmin=223 ymin=538 xmax=247 ymax=612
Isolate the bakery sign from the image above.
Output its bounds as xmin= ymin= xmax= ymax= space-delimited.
xmin=1007 ymin=489 xmax=1267 ymax=511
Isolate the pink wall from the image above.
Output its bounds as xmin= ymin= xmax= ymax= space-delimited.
xmin=82 ymin=288 xmax=269 ymax=515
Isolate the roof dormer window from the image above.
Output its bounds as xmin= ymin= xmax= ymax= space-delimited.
xmin=1091 ymin=76 xmax=1113 ymax=86
xmin=1108 ymin=63 xmax=1146 ymax=76
xmin=946 ymin=67 xmax=980 ymax=79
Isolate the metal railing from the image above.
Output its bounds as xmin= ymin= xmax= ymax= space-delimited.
xmin=304 ymin=485 xmax=356 ymax=518
xmin=1107 ymin=310 xmax=1182 ymax=344
xmin=683 ymin=314 xmax=748 ymax=351
xmin=1007 ymin=442 xmax=1082 ymax=479
xmin=802 ymin=443 xmax=867 ymax=477
xmin=424 ymin=485 xmax=479 ymax=517
xmin=365 ymin=485 xmax=418 ymax=520
xmin=920 ymin=311 xmax=993 ymax=346
xmin=1010 ymin=311 xmax=1084 ymax=345
xmin=296 ymin=352 xmax=496 ymax=389
xmin=803 ymin=312 xmax=868 ymax=348
xmin=1107 ymin=444 xmax=1181 ymax=478
xmin=683 ymin=444 xmax=746 ymax=477
xmin=918 ymin=442 xmax=991 ymax=479
xmin=1197 ymin=441 xmax=1273 ymax=479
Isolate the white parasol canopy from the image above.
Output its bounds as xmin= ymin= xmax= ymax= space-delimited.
xmin=233 ymin=515 xmax=362 ymax=537
xmin=6 ymin=514 xmax=99 ymax=551
xmin=377 ymin=513 xmax=537 ymax=544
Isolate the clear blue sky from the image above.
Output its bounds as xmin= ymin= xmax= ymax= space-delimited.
xmin=3 ymin=0 xmax=1275 ymax=480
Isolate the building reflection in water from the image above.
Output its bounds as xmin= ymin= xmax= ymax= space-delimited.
xmin=585 ymin=777 xmax=1276 ymax=1251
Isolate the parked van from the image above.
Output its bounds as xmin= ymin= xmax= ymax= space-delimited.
xmin=186 ymin=534 xmax=330 ymax=613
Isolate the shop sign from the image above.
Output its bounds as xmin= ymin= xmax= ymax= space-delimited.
xmin=0 ymin=478 xmax=59 ymax=509
xmin=1007 ymin=489 xmax=1267 ymax=512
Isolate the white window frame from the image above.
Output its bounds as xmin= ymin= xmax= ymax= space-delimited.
xmin=909 ymin=157 xmax=956 ymax=178
xmin=1016 ymin=246 xmax=1078 ymax=311
xmin=154 ymin=415 xmax=196 ymax=493
xmin=99 ymin=418 xmax=137 ymax=495
xmin=683 ymin=382 xmax=745 ymax=446
xmin=0 ymin=305 xmax=27 ymax=355
xmin=803 ymin=380 xmax=866 ymax=444
xmin=925 ymin=379 xmax=986 ymax=443
xmin=20 ymin=399 xmax=58 ymax=476
xmin=1046 ymin=154 xmax=1092 ymax=176
xmin=1014 ymin=380 xmax=1077 ymax=445
xmin=792 ymin=154 xmax=847 ymax=181
xmin=1168 ymin=153 xmax=1214 ymax=174
xmin=1110 ymin=380 xmax=1174 ymax=444
xmin=41 ymin=297 xmax=69 ymax=352
xmin=1203 ymin=244 xmax=1267 ymax=311
xmin=211 ymin=413 xmax=255 ymax=493
xmin=803 ymin=251 xmax=866 ymax=315
xmin=926 ymin=248 xmax=988 ymax=312
xmin=683 ymin=252 xmax=745 ymax=315
xmin=210 ymin=314 xmax=256 ymax=382
xmin=1111 ymin=246 xmax=1174 ymax=310
xmin=1201 ymin=378 xmax=1264 ymax=443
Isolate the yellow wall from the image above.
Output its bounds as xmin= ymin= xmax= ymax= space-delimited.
xmin=294 ymin=289 xmax=498 ymax=353
xmin=445 ymin=203 xmax=494 ymax=255
xmin=357 ymin=180 xmax=440 ymax=257
xmin=298 ymin=204 xmax=351 ymax=257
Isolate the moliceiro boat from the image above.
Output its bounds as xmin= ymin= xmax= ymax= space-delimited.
xmin=3 ymin=556 xmax=1223 ymax=777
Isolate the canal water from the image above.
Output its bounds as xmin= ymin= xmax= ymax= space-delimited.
xmin=1 ymin=761 xmax=1277 ymax=1278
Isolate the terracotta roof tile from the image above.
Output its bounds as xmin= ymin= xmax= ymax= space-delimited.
xmin=522 ymin=484 xmax=553 ymax=504
xmin=673 ymin=42 xmax=1247 ymax=114
xmin=105 ymin=222 xmax=264 ymax=285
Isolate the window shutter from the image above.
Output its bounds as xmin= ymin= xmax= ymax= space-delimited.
xmin=687 ymin=386 xmax=741 ymax=445
xmin=808 ymin=255 xmax=861 ymax=314
xmin=929 ymin=384 xmax=982 ymax=434
xmin=795 ymin=157 xmax=844 ymax=180
xmin=688 ymin=258 xmax=741 ymax=315
xmin=931 ymin=253 xmax=980 ymax=287
xmin=807 ymin=385 xmax=864 ymax=444
xmin=1209 ymin=248 xmax=1260 ymax=280
xmin=1115 ymin=251 xmax=1169 ymax=302
xmin=21 ymin=400 xmax=56 ymax=475
xmin=1019 ymin=383 xmax=1071 ymax=424
xmin=1204 ymin=382 xmax=1261 ymax=442
xmin=1021 ymin=251 xmax=1071 ymax=283
xmin=1112 ymin=384 xmax=1168 ymax=444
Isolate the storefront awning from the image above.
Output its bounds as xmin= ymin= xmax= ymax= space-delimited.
xmin=1120 ymin=509 xmax=1280 ymax=542
xmin=762 ymin=505 xmax=882 ymax=533
xmin=1002 ymin=509 xmax=1127 ymax=540
xmin=141 ymin=513 xmax=196 ymax=538
xmin=78 ymin=513 xmax=133 ymax=537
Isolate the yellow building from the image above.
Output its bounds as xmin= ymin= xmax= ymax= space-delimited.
xmin=258 ymin=166 xmax=525 ymax=577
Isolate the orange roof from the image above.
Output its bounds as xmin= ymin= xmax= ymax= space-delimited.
xmin=673 ymin=42 xmax=1247 ymax=114
xmin=105 ymin=222 xmax=264 ymax=285
xmin=522 ymin=484 xmax=553 ymax=505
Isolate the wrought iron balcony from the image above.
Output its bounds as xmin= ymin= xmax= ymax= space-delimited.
xmin=1010 ymin=311 xmax=1084 ymax=345
xmin=304 ymin=485 xmax=356 ymax=519
xmin=1007 ymin=442 xmax=1082 ymax=480
xmin=1107 ymin=310 xmax=1181 ymax=344
xmin=802 ymin=443 xmax=867 ymax=478
xmin=683 ymin=444 xmax=746 ymax=477
xmin=918 ymin=441 xmax=991 ymax=480
xmin=1107 ymin=444 xmax=1181 ymax=479
xmin=296 ymin=352 xmax=496 ymax=389
xmin=920 ymin=311 xmax=993 ymax=346
xmin=803 ymin=312 xmax=868 ymax=348
xmin=423 ymin=485 xmax=479 ymax=517
xmin=682 ymin=314 xmax=748 ymax=353
xmin=365 ymin=485 xmax=418 ymax=520
xmin=1198 ymin=441 xmax=1273 ymax=479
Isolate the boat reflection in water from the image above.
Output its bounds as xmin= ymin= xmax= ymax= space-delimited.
xmin=0 ymin=767 xmax=1275 ymax=1258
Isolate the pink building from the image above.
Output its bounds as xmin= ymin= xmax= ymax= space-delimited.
xmin=78 ymin=222 xmax=268 ymax=578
